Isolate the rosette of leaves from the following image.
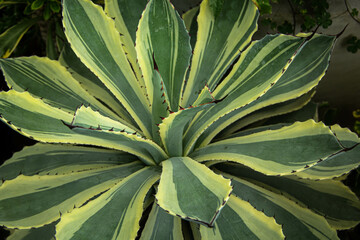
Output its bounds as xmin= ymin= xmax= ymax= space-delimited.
xmin=0 ymin=0 xmax=360 ymax=239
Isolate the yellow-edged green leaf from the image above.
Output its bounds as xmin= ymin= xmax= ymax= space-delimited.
xmin=159 ymin=104 xmax=213 ymax=156
xmin=0 ymin=143 xmax=139 ymax=181
xmin=217 ymin=163 xmax=360 ymax=230
xmin=190 ymin=120 xmax=342 ymax=176
xmin=196 ymin=34 xmax=336 ymax=148
xmin=182 ymin=6 xmax=199 ymax=32
xmin=0 ymin=57 xmax=118 ymax=120
xmin=69 ymin=127 xmax=167 ymax=165
xmin=183 ymin=34 xmax=304 ymax=155
xmin=226 ymin=173 xmax=339 ymax=239
xmin=151 ymin=69 xmax=170 ymax=126
xmin=0 ymin=91 xmax=166 ymax=165
xmin=295 ymin=124 xmax=360 ymax=179
xmin=104 ymin=0 xmax=147 ymax=89
xmin=0 ymin=18 xmax=37 ymax=58
xmin=0 ymin=163 xmax=144 ymax=228
xmin=140 ymin=203 xmax=183 ymax=240
xmin=55 ymin=167 xmax=160 ymax=240
xmin=217 ymin=91 xmax=314 ymax=139
xmin=7 ymin=222 xmax=56 ymax=240
xmin=156 ymin=157 xmax=232 ymax=226
xmin=72 ymin=105 xmax=138 ymax=133
xmin=59 ymin=43 xmax=137 ymax=127
xmin=136 ymin=0 xmax=191 ymax=111
xmin=63 ymin=0 xmax=153 ymax=138
xmin=198 ymin=195 xmax=284 ymax=240
xmin=181 ymin=0 xmax=259 ymax=106
xmin=192 ymin=85 xmax=215 ymax=106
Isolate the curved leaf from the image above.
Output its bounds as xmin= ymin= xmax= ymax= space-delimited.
xmin=140 ymin=203 xmax=183 ymax=240
xmin=227 ymin=174 xmax=339 ymax=239
xmin=190 ymin=120 xmax=342 ymax=175
xmin=183 ymin=34 xmax=304 ymax=155
xmin=136 ymin=0 xmax=191 ymax=111
xmin=55 ymin=167 xmax=160 ymax=240
xmin=198 ymin=195 xmax=284 ymax=240
xmin=181 ymin=0 xmax=259 ymax=106
xmin=196 ymin=34 xmax=336 ymax=148
xmin=0 ymin=143 xmax=139 ymax=182
xmin=0 ymin=18 xmax=37 ymax=58
xmin=0 ymin=163 xmax=144 ymax=228
xmin=63 ymin=0 xmax=153 ymax=138
xmin=156 ymin=157 xmax=232 ymax=226
xmin=217 ymin=163 xmax=360 ymax=230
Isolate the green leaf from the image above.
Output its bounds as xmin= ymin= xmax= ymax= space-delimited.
xmin=0 ymin=163 xmax=144 ymax=228
xmin=159 ymin=104 xmax=213 ymax=157
xmin=62 ymin=0 xmax=153 ymax=138
xmin=72 ymin=105 xmax=138 ymax=134
xmin=190 ymin=120 xmax=342 ymax=176
xmin=7 ymin=222 xmax=56 ymax=240
xmin=140 ymin=203 xmax=183 ymax=240
xmin=227 ymin=174 xmax=339 ymax=239
xmin=69 ymin=126 xmax=168 ymax=165
xmin=0 ymin=18 xmax=37 ymax=58
xmin=0 ymin=57 xmax=117 ymax=119
xmin=196 ymin=34 xmax=336 ymax=148
xmin=55 ymin=167 xmax=160 ymax=240
xmin=136 ymin=0 xmax=191 ymax=111
xmin=156 ymin=157 xmax=232 ymax=226
xmin=181 ymin=0 xmax=259 ymax=107
xmin=31 ymin=0 xmax=45 ymax=10
xmin=58 ymin=44 xmax=137 ymax=126
xmin=183 ymin=34 xmax=304 ymax=155
xmin=0 ymin=143 xmax=139 ymax=182
xmin=217 ymin=163 xmax=360 ymax=230
xmin=104 ymin=0 xmax=146 ymax=91
xmin=198 ymin=195 xmax=284 ymax=239
xmin=218 ymin=91 xmax=314 ymax=138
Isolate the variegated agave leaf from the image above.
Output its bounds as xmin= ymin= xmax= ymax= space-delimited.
xmin=0 ymin=0 xmax=359 ymax=239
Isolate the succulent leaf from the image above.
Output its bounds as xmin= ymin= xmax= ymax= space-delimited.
xmin=55 ymin=167 xmax=160 ymax=240
xmin=156 ymin=157 xmax=232 ymax=226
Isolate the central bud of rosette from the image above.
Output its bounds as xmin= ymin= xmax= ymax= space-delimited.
xmin=155 ymin=157 xmax=232 ymax=226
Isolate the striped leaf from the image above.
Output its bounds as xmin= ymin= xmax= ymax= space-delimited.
xmin=183 ymin=34 xmax=304 ymax=155
xmin=104 ymin=0 xmax=146 ymax=88
xmin=0 ymin=163 xmax=144 ymax=228
xmin=181 ymin=0 xmax=259 ymax=106
xmin=0 ymin=18 xmax=37 ymax=58
xmin=140 ymin=203 xmax=183 ymax=240
xmin=0 ymin=91 xmax=166 ymax=165
xmin=72 ymin=105 xmax=138 ymax=134
xmin=159 ymin=104 xmax=213 ymax=156
xmin=226 ymin=174 xmax=339 ymax=239
xmin=0 ymin=57 xmax=116 ymax=118
xmin=198 ymin=195 xmax=284 ymax=240
xmin=190 ymin=120 xmax=342 ymax=175
xmin=0 ymin=90 xmax=75 ymax=142
xmin=234 ymin=174 xmax=340 ymax=238
xmin=0 ymin=143 xmax=139 ymax=182
xmin=62 ymin=0 xmax=153 ymax=138
xmin=196 ymin=34 xmax=335 ymax=148
xmin=59 ymin=44 xmax=137 ymax=126
xmin=7 ymin=222 xmax=56 ymax=240
xmin=136 ymin=0 xmax=191 ymax=111
xmin=69 ymin=127 xmax=167 ymax=165
xmin=296 ymin=126 xmax=360 ymax=179
xmin=156 ymin=157 xmax=232 ymax=226
xmin=182 ymin=6 xmax=199 ymax=50
xmin=55 ymin=167 xmax=160 ymax=240
xmin=216 ymin=163 xmax=360 ymax=230
xmin=217 ymin=91 xmax=314 ymax=139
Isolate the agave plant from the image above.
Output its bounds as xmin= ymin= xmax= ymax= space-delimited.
xmin=0 ymin=0 xmax=360 ymax=239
